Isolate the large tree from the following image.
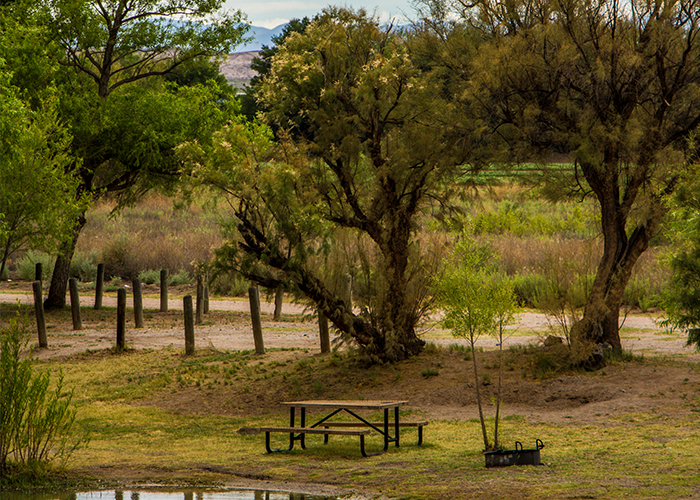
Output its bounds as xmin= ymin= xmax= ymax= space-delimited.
xmin=429 ymin=0 xmax=700 ymax=350
xmin=0 ymin=65 xmax=87 ymax=279
xmin=188 ymin=8 xmax=467 ymax=361
xmin=22 ymin=0 xmax=249 ymax=308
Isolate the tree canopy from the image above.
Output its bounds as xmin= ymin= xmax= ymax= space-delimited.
xmin=2 ymin=0 xmax=250 ymax=308
xmin=421 ymin=0 xmax=700 ymax=351
xmin=187 ymin=8 xmax=470 ymax=361
xmin=0 ymin=14 xmax=88 ymax=279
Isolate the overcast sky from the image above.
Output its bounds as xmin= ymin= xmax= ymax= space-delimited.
xmin=225 ymin=0 xmax=417 ymax=29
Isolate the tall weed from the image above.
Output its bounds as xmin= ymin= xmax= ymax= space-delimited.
xmin=0 ymin=315 xmax=83 ymax=480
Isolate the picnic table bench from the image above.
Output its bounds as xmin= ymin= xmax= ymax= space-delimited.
xmin=262 ymin=400 xmax=425 ymax=457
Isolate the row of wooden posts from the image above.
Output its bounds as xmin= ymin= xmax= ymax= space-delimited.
xmin=30 ymin=263 xmax=334 ymax=356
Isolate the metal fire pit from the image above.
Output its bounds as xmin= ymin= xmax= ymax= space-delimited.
xmin=484 ymin=439 xmax=544 ymax=467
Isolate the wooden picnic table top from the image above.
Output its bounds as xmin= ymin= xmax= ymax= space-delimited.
xmin=281 ymin=400 xmax=408 ymax=410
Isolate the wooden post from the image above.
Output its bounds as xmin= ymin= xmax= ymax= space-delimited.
xmin=196 ymin=274 xmax=203 ymax=325
xmin=203 ymin=273 xmax=210 ymax=314
xmin=95 ymin=263 xmax=104 ymax=310
xmin=32 ymin=281 xmax=47 ymax=348
xmin=35 ymin=262 xmax=43 ymax=282
xmin=342 ymin=273 xmax=353 ymax=311
xmin=318 ymin=310 xmax=330 ymax=354
xmin=183 ymin=295 xmax=195 ymax=355
xmin=132 ymin=278 xmax=144 ymax=328
xmin=248 ymin=286 xmax=265 ymax=355
xmin=273 ymin=286 xmax=284 ymax=321
xmin=160 ymin=269 xmax=168 ymax=312
xmin=116 ymin=288 xmax=126 ymax=351
xmin=69 ymin=278 xmax=82 ymax=331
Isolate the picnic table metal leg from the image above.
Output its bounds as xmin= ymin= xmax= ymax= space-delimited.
xmin=265 ymin=430 xmax=296 ymax=453
xmin=383 ymin=408 xmax=390 ymax=452
xmin=394 ymin=406 xmax=400 ymax=447
xmin=300 ymin=407 xmax=306 ymax=449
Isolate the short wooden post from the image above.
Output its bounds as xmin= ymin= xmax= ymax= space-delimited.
xmin=273 ymin=286 xmax=284 ymax=321
xmin=318 ymin=310 xmax=330 ymax=354
xmin=248 ymin=286 xmax=265 ymax=355
xmin=69 ymin=278 xmax=82 ymax=331
xmin=203 ymin=273 xmax=210 ymax=314
xmin=35 ymin=262 xmax=43 ymax=282
xmin=32 ymin=281 xmax=47 ymax=348
xmin=196 ymin=274 xmax=204 ymax=325
xmin=342 ymin=273 xmax=353 ymax=311
xmin=95 ymin=263 xmax=104 ymax=310
xmin=160 ymin=269 xmax=168 ymax=312
xmin=132 ymin=278 xmax=144 ymax=328
xmin=183 ymin=295 xmax=195 ymax=355
xmin=116 ymin=288 xmax=126 ymax=351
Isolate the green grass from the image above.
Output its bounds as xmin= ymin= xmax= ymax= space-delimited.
xmin=10 ymin=345 xmax=691 ymax=499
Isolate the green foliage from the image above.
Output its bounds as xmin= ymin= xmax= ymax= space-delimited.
xmin=0 ymin=62 xmax=89 ymax=279
xmin=240 ymin=17 xmax=313 ymax=121
xmin=41 ymin=0 xmax=249 ymax=99
xmin=429 ymin=0 xmax=700 ymax=349
xmin=69 ymin=250 xmax=99 ymax=282
xmin=661 ymin=165 xmax=700 ymax=345
xmin=138 ymin=269 xmax=162 ymax=285
xmin=169 ymin=270 xmax=192 ymax=286
xmin=468 ymin=198 xmax=596 ymax=238
xmin=15 ymin=252 xmax=55 ymax=281
xmin=433 ymin=238 xmax=515 ymax=342
xmin=0 ymin=315 xmax=82 ymax=480
xmin=433 ymin=235 xmax=517 ymax=451
xmin=187 ymin=8 xmax=465 ymax=361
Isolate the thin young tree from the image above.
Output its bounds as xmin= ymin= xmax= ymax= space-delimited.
xmin=433 ymin=237 xmax=516 ymax=451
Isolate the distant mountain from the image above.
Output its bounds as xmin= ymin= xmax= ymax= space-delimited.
xmin=240 ymin=24 xmax=287 ymax=51
xmin=220 ymin=51 xmax=260 ymax=90
xmin=220 ymin=24 xmax=287 ymax=90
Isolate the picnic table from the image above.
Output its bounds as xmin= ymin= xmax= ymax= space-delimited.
xmin=261 ymin=400 xmax=428 ymax=457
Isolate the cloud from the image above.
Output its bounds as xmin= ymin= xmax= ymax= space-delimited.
xmin=226 ymin=0 xmax=413 ymax=28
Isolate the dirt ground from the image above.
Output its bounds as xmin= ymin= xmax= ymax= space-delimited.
xmin=2 ymin=281 xmax=698 ymax=425
xmin=3 ymin=281 xmax=700 ymax=498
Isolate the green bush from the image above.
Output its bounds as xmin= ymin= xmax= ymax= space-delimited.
xmin=15 ymin=252 xmax=55 ymax=281
xmin=169 ymin=270 xmax=192 ymax=286
xmin=138 ymin=269 xmax=162 ymax=285
xmin=511 ymin=273 xmax=550 ymax=308
xmin=70 ymin=251 xmax=100 ymax=282
xmin=210 ymin=271 xmax=249 ymax=296
xmin=0 ymin=315 xmax=82 ymax=481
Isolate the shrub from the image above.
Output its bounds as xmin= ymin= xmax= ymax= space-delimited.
xmin=70 ymin=251 xmax=100 ymax=282
xmin=138 ymin=269 xmax=162 ymax=285
xmin=15 ymin=252 xmax=55 ymax=281
xmin=169 ymin=270 xmax=192 ymax=286
xmin=101 ymin=235 xmax=139 ymax=280
xmin=209 ymin=271 xmax=249 ymax=296
xmin=0 ymin=315 xmax=82 ymax=480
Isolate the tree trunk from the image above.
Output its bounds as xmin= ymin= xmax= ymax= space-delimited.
xmin=571 ymin=168 xmax=664 ymax=350
xmin=237 ymin=212 xmax=425 ymax=361
xmin=44 ymin=215 xmax=86 ymax=310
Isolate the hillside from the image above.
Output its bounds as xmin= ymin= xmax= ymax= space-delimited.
xmin=220 ymin=51 xmax=261 ymax=89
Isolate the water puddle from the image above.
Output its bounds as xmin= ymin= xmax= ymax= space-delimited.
xmin=0 ymin=490 xmax=336 ymax=500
